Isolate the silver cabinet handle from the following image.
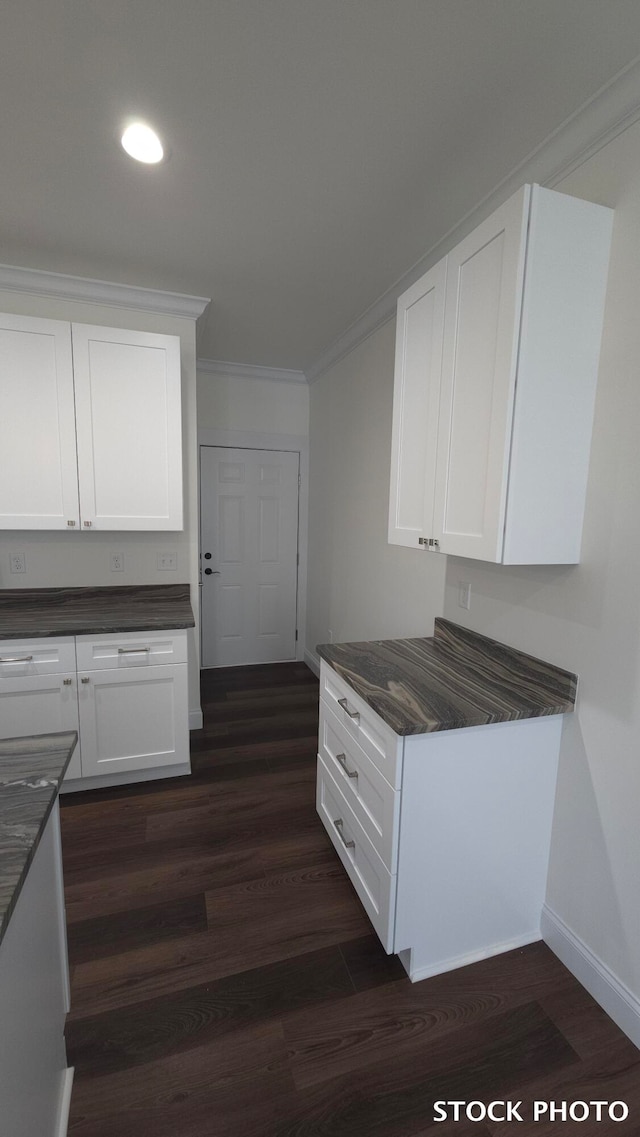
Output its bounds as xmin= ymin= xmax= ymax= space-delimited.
xmin=336 ymin=753 xmax=358 ymax=779
xmin=334 ymin=818 xmax=355 ymax=848
xmin=0 ymin=655 xmax=33 ymax=663
xmin=337 ymin=697 xmax=359 ymax=722
xmin=81 ymin=677 xmax=90 ymax=684
xmin=118 ymin=647 xmax=151 ymax=654
xmin=63 ymin=678 xmax=72 ymax=686
xmin=83 ymin=520 xmax=92 ymax=527
xmin=67 ymin=520 xmax=76 ymax=527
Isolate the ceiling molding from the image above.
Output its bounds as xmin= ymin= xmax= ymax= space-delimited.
xmin=306 ymin=54 xmax=640 ymax=383
xmin=198 ymin=358 xmax=308 ymax=385
xmin=0 ymin=263 xmax=210 ymax=321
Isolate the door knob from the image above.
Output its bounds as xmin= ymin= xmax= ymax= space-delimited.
xmin=204 ymin=552 xmax=212 ymax=560
xmin=204 ymin=568 xmax=220 ymax=575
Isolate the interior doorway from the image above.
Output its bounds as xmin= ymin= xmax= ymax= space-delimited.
xmin=200 ymin=445 xmax=300 ymax=667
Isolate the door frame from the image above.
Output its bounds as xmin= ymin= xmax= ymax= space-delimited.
xmin=198 ymin=428 xmax=309 ymax=665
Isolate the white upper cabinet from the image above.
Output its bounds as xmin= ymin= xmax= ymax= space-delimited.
xmin=0 ymin=316 xmax=183 ymax=531
xmin=388 ymin=258 xmax=446 ymax=548
xmin=389 ymin=184 xmax=613 ymax=564
xmin=72 ymin=325 xmax=183 ymax=530
xmin=0 ymin=314 xmax=79 ymax=529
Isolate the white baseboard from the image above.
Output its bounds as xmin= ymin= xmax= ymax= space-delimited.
xmin=400 ymin=930 xmax=543 ymax=984
xmin=304 ymin=648 xmax=320 ymax=677
xmin=189 ymin=708 xmax=203 ymax=730
xmin=542 ymin=904 xmax=640 ymax=1050
xmin=55 ymin=1066 xmax=74 ymax=1137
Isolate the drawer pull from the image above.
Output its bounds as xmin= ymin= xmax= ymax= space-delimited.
xmin=118 ymin=647 xmax=151 ymax=655
xmin=63 ymin=678 xmax=72 ymax=686
xmin=336 ymin=752 xmax=358 ymax=780
xmin=81 ymin=677 xmax=90 ymax=684
xmin=338 ymin=697 xmax=360 ymax=722
xmin=0 ymin=655 xmax=33 ymax=664
xmin=334 ymin=818 xmax=355 ymax=849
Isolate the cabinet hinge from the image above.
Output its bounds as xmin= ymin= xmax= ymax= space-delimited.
xmin=295 ymin=629 xmax=298 ymax=642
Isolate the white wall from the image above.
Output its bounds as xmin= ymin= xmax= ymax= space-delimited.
xmin=0 ymin=289 xmax=201 ymax=716
xmin=443 ymin=119 xmax=640 ymax=1002
xmin=306 ymin=319 xmax=446 ymax=663
xmin=197 ymin=368 xmax=309 ymax=436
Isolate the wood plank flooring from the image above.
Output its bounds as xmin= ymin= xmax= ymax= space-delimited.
xmin=60 ymin=661 xmax=640 ymax=1135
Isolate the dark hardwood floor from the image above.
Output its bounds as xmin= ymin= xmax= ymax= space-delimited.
xmin=60 ymin=662 xmax=640 ymax=1135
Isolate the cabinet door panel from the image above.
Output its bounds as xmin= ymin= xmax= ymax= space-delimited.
xmin=388 ymin=259 xmax=446 ymax=547
xmin=434 ymin=187 xmax=529 ymax=561
xmin=78 ymin=664 xmax=188 ymax=777
xmin=0 ymin=674 xmax=81 ymax=780
xmin=0 ymin=314 xmax=79 ymax=529
xmin=72 ymin=325 xmax=183 ymax=530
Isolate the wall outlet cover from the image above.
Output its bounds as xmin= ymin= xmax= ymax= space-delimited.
xmin=111 ymin=553 xmax=124 ymax=572
xmin=157 ymin=552 xmax=178 ymax=571
xmin=10 ymin=552 xmax=26 ymax=574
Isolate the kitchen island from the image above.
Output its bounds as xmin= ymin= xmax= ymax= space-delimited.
xmin=0 ymin=731 xmax=77 ymax=1136
xmin=316 ymin=620 xmax=578 ymax=982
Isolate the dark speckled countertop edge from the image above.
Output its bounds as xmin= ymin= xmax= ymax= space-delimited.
xmin=0 ymin=584 xmax=195 ymax=639
xmin=0 ymin=732 xmax=77 ymax=949
xmin=317 ymin=618 xmax=577 ymax=736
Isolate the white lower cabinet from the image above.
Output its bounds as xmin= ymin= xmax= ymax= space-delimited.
xmin=0 ymin=629 xmax=189 ymax=787
xmin=317 ymin=661 xmax=564 ymax=982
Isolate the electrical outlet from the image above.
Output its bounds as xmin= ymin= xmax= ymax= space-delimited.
xmin=111 ymin=552 xmax=124 ymax=572
xmin=157 ymin=551 xmax=177 ymax=571
xmin=458 ymin=581 xmax=471 ymax=610
xmin=10 ymin=552 xmax=26 ymax=574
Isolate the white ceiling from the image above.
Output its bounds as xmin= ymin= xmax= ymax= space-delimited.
xmin=2 ymin=1 xmax=640 ymax=370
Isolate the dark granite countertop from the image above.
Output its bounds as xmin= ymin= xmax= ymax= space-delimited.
xmin=0 ymin=732 xmax=77 ymax=948
xmin=0 ymin=584 xmax=195 ymax=639
xmin=317 ymin=618 xmax=577 ymax=736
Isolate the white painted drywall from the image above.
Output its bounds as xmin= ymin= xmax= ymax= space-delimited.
xmin=443 ymin=119 xmax=640 ymax=1000
xmin=197 ymin=368 xmax=309 ymax=437
xmin=0 ymin=289 xmax=201 ymax=715
xmin=306 ymin=319 xmax=446 ymax=665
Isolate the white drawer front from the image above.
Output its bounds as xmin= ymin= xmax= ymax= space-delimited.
xmin=75 ymin=628 xmax=188 ymax=670
xmin=316 ymin=755 xmax=396 ymax=952
xmin=0 ymin=637 xmax=76 ymax=678
xmin=320 ymin=661 xmax=402 ymax=788
xmin=319 ymin=701 xmax=400 ymax=872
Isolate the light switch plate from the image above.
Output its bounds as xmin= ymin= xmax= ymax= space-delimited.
xmin=157 ymin=552 xmax=177 ymax=571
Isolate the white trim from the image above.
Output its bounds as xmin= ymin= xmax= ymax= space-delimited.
xmin=55 ymin=1067 xmax=74 ymax=1137
xmin=399 ymin=931 xmax=543 ymax=984
xmin=198 ymin=358 xmax=307 ymax=384
xmin=304 ymin=648 xmax=320 ymax=678
xmin=0 ymin=263 xmax=210 ymax=320
xmin=307 ymin=55 xmax=640 ymax=383
xmin=198 ymin=428 xmax=309 ymax=664
xmin=542 ymin=904 xmax=640 ymax=1050
xmin=189 ymin=708 xmax=203 ymax=730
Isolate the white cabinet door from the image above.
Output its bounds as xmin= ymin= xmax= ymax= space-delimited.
xmin=433 ymin=186 xmax=530 ymax=561
xmin=0 ymin=313 xmax=79 ymax=530
xmin=388 ymin=258 xmax=446 ymax=548
xmin=77 ymin=664 xmax=189 ymax=777
xmin=0 ymin=674 xmax=82 ymax=781
xmin=72 ymin=324 xmax=183 ymax=531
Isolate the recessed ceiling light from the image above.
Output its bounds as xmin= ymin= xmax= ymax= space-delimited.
xmin=121 ymin=122 xmax=164 ymax=164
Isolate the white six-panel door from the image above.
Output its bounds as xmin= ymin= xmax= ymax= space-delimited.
xmin=433 ymin=186 xmax=530 ymax=561
xmin=0 ymin=313 xmax=80 ymax=529
xmin=72 ymin=324 xmax=183 ymax=530
xmin=200 ymin=446 xmax=300 ymax=667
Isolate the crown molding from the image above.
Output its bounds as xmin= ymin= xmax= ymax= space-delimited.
xmin=197 ymin=358 xmax=307 ymax=384
xmin=306 ymin=54 xmax=640 ymax=383
xmin=0 ymin=263 xmax=210 ymax=321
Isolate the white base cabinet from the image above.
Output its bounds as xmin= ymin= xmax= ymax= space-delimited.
xmin=0 ymin=802 xmax=73 ymax=1137
xmin=0 ymin=630 xmax=190 ymax=787
xmin=389 ymin=183 xmax=613 ymax=564
xmin=317 ymin=661 xmax=563 ymax=982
